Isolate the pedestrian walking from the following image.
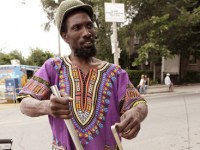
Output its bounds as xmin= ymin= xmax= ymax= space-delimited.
xmin=143 ymin=75 xmax=150 ymax=94
xmin=164 ymin=73 xmax=174 ymax=92
xmin=137 ymin=74 xmax=146 ymax=94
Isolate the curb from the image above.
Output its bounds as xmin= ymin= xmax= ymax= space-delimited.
xmin=143 ymin=90 xmax=200 ymax=98
xmin=0 ymin=100 xmax=16 ymax=104
xmin=0 ymin=103 xmax=19 ymax=110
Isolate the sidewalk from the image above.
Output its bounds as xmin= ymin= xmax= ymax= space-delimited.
xmin=1 ymin=83 xmax=200 ymax=105
xmin=0 ymin=99 xmax=16 ymax=104
xmin=146 ymin=83 xmax=200 ymax=95
xmin=0 ymin=103 xmax=19 ymax=110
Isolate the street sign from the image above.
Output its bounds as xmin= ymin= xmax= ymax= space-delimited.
xmin=104 ymin=3 xmax=125 ymax=22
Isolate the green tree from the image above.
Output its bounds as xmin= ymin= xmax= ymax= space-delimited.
xmin=39 ymin=0 xmax=200 ymax=70
xmin=40 ymin=0 xmax=60 ymax=31
xmin=26 ymin=47 xmax=54 ymax=66
xmin=9 ymin=50 xmax=27 ymax=65
xmin=124 ymin=0 xmax=200 ymax=64
xmin=0 ymin=50 xmax=26 ymax=65
xmin=115 ymin=0 xmax=200 ymax=81
xmin=0 ymin=51 xmax=10 ymax=65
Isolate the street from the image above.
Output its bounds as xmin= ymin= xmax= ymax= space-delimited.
xmin=0 ymin=92 xmax=200 ymax=150
xmin=0 ymin=106 xmax=51 ymax=150
xmin=122 ymin=92 xmax=200 ymax=150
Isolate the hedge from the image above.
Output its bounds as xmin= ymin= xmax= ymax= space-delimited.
xmin=126 ymin=70 xmax=153 ymax=87
xmin=184 ymin=71 xmax=200 ymax=83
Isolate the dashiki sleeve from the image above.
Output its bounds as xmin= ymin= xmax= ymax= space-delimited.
xmin=116 ymin=68 xmax=146 ymax=115
xmin=17 ymin=57 xmax=61 ymax=101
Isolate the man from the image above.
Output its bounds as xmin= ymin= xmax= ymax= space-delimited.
xmin=164 ymin=73 xmax=174 ymax=92
xmin=18 ymin=0 xmax=148 ymax=149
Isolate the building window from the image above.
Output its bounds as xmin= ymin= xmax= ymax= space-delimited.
xmin=189 ymin=54 xmax=197 ymax=65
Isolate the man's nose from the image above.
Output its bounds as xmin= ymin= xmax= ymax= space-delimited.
xmin=82 ymin=27 xmax=92 ymax=37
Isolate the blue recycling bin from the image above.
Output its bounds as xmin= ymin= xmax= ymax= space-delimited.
xmin=5 ymin=78 xmax=19 ymax=101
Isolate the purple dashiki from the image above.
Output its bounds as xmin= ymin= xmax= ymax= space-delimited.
xmin=19 ymin=56 xmax=145 ymax=150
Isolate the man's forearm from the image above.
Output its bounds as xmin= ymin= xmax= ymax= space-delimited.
xmin=20 ymin=98 xmax=50 ymax=117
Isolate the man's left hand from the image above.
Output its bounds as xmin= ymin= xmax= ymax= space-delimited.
xmin=116 ymin=107 xmax=142 ymax=139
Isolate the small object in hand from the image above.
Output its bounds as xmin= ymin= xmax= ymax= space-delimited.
xmin=111 ymin=124 xmax=123 ymax=150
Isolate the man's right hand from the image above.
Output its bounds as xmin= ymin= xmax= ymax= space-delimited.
xmin=49 ymin=92 xmax=73 ymax=119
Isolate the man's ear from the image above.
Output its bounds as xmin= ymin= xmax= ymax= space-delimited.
xmin=61 ymin=32 xmax=69 ymax=43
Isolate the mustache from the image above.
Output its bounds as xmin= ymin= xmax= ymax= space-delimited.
xmin=81 ymin=36 xmax=95 ymax=44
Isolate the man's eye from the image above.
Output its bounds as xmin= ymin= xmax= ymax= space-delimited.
xmin=88 ymin=24 xmax=94 ymax=29
xmin=73 ymin=26 xmax=79 ymax=30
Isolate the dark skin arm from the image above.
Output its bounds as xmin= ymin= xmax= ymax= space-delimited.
xmin=116 ymin=103 xmax=148 ymax=139
xmin=20 ymin=92 xmax=73 ymax=119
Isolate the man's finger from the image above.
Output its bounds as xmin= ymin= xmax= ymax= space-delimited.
xmin=60 ymin=92 xmax=73 ymax=100
xmin=121 ymin=125 xmax=140 ymax=139
xmin=116 ymin=117 xmax=129 ymax=132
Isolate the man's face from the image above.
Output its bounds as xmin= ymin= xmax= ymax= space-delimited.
xmin=62 ymin=10 xmax=96 ymax=59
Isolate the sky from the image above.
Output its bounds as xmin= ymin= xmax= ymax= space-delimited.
xmin=0 ymin=0 xmax=71 ymax=58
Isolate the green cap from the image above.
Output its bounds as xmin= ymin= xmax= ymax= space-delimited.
xmin=55 ymin=0 xmax=93 ymax=33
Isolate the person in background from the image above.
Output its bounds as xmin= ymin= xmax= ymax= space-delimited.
xmin=20 ymin=68 xmax=27 ymax=87
xmin=17 ymin=0 xmax=148 ymax=149
xmin=137 ymin=74 xmax=145 ymax=94
xmin=143 ymin=75 xmax=150 ymax=94
xmin=164 ymin=73 xmax=174 ymax=92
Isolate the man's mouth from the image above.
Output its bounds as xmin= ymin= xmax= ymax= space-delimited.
xmin=82 ymin=40 xmax=94 ymax=47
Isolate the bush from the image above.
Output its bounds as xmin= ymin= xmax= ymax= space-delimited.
xmin=184 ymin=71 xmax=200 ymax=83
xmin=150 ymin=80 xmax=159 ymax=85
xmin=126 ymin=70 xmax=153 ymax=86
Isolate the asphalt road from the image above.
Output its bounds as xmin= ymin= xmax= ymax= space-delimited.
xmin=122 ymin=92 xmax=200 ymax=150
xmin=0 ymin=92 xmax=200 ymax=150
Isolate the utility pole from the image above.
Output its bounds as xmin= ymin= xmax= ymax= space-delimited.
xmin=55 ymin=0 xmax=61 ymax=56
xmin=105 ymin=1 xmax=124 ymax=65
xmin=58 ymin=31 xmax=61 ymax=56
xmin=161 ymin=57 xmax=164 ymax=84
xmin=112 ymin=0 xmax=119 ymax=65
